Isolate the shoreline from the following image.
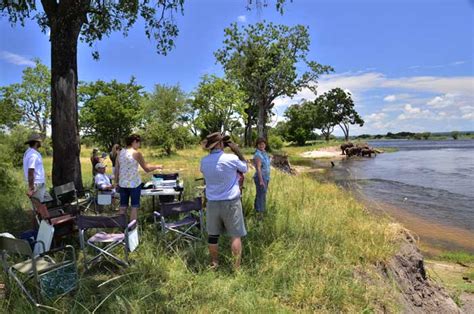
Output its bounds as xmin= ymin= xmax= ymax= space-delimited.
xmin=295 ymin=146 xmax=474 ymax=256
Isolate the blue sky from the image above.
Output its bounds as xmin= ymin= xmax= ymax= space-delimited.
xmin=1 ymin=0 xmax=473 ymax=135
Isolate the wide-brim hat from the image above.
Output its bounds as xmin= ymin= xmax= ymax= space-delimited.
xmin=202 ymin=132 xmax=231 ymax=150
xmin=24 ymin=133 xmax=43 ymax=144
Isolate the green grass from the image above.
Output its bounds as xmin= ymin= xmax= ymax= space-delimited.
xmin=0 ymin=146 xmax=400 ymax=312
xmin=436 ymin=251 xmax=474 ymax=265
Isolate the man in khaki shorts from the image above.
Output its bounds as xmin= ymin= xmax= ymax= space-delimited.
xmin=200 ymin=132 xmax=248 ymax=269
xmin=23 ymin=133 xmax=50 ymax=202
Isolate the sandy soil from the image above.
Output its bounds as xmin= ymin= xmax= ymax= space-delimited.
xmin=300 ymin=146 xmax=344 ymax=159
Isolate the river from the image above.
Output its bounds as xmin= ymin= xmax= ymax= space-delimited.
xmin=306 ymin=140 xmax=474 ymax=254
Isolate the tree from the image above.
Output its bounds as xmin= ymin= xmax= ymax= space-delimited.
xmin=142 ymin=84 xmax=192 ymax=155
xmin=451 ymin=131 xmax=460 ymax=140
xmin=0 ymin=86 xmax=22 ymax=130
xmin=1 ymin=1 xmax=187 ymax=191
xmin=1 ymin=1 xmax=290 ymax=191
xmin=0 ymin=59 xmax=50 ymax=135
xmin=283 ymin=103 xmax=314 ymax=145
xmin=325 ymin=88 xmax=364 ymax=141
xmin=192 ymin=75 xmax=247 ymax=137
xmin=79 ymin=78 xmax=143 ymax=150
xmin=215 ymin=22 xmax=332 ymax=143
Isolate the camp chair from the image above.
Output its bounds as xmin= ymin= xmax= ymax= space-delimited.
xmin=29 ymin=197 xmax=76 ymax=241
xmin=0 ymin=236 xmax=78 ymax=307
xmin=53 ymin=182 xmax=79 ymax=215
xmin=153 ymin=197 xmax=203 ymax=248
xmin=77 ymin=215 xmax=137 ymax=269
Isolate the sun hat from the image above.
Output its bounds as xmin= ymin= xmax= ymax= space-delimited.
xmin=95 ymin=162 xmax=106 ymax=170
xmin=202 ymin=132 xmax=231 ymax=150
xmin=24 ymin=133 xmax=43 ymax=144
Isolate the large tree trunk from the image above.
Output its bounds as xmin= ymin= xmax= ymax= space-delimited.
xmin=256 ymin=102 xmax=268 ymax=140
xmin=50 ymin=11 xmax=84 ymax=192
xmin=244 ymin=118 xmax=252 ymax=147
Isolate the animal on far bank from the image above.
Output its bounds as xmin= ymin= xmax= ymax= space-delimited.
xmin=340 ymin=142 xmax=354 ymax=155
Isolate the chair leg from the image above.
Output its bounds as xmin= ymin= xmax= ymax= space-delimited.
xmin=8 ymin=268 xmax=39 ymax=307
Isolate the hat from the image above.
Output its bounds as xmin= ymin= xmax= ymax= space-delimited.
xmin=95 ymin=162 xmax=106 ymax=170
xmin=202 ymin=132 xmax=231 ymax=150
xmin=92 ymin=148 xmax=99 ymax=153
xmin=24 ymin=133 xmax=43 ymax=144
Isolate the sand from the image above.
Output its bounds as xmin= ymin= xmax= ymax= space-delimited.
xmin=300 ymin=146 xmax=343 ymax=158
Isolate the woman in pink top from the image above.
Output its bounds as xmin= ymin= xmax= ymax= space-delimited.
xmin=115 ymin=134 xmax=163 ymax=222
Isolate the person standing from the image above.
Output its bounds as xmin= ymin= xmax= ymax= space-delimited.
xmin=90 ymin=148 xmax=101 ymax=178
xmin=200 ymin=132 xmax=248 ymax=269
xmin=115 ymin=134 xmax=162 ymax=222
xmin=253 ymin=138 xmax=271 ymax=219
xmin=23 ymin=133 xmax=49 ymax=202
xmin=109 ymin=144 xmax=121 ymax=174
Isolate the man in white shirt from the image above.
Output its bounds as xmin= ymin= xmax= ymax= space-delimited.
xmin=23 ymin=133 xmax=49 ymax=202
xmin=94 ymin=162 xmax=114 ymax=191
xmin=200 ymin=132 xmax=248 ymax=269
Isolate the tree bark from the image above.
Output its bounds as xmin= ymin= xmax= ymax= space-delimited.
xmin=244 ymin=117 xmax=252 ymax=147
xmin=50 ymin=9 xmax=84 ymax=192
xmin=257 ymin=101 xmax=268 ymax=141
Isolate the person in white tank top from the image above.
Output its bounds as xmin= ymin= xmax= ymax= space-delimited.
xmin=115 ymin=134 xmax=163 ymax=222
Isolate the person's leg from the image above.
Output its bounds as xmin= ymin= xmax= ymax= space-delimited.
xmin=254 ymin=177 xmax=264 ymax=212
xmin=206 ymin=201 xmax=223 ymax=267
xmin=129 ymin=186 xmax=141 ymax=222
xmin=261 ymin=179 xmax=269 ymax=213
xmin=222 ymin=199 xmax=247 ymax=269
xmin=118 ymin=187 xmax=130 ymax=216
xmin=230 ymin=237 xmax=242 ymax=269
xmin=208 ymin=235 xmax=219 ymax=268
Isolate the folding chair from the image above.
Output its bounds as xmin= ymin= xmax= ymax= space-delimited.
xmin=77 ymin=215 xmax=137 ymax=269
xmin=53 ymin=182 xmax=79 ymax=215
xmin=0 ymin=236 xmax=78 ymax=307
xmin=153 ymin=197 xmax=203 ymax=248
xmin=29 ymin=197 xmax=76 ymax=241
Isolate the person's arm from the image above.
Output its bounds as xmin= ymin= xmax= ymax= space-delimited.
xmin=134 ymin=151 xmax=163 ymax=173
xmin=255 ymin=156 xmax=265 ymax=187
xmin=27 ymin=168 xmax=35 ymax=197
xmin=26 ymin=154 xmax=37 ymax=197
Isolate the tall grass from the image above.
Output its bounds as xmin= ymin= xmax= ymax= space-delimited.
xmin=1 ymin=146 xmax=399 ymax=312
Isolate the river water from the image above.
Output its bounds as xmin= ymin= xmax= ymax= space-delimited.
xmin=308 ymin=140 xmax=474 ymax=254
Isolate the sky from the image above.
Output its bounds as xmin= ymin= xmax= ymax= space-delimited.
xmin=1 ymin=0 xmax=473 ymax=135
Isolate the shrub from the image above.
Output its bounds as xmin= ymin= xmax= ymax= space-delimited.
xmin=268 ymin=134 xmax=284 ymax=150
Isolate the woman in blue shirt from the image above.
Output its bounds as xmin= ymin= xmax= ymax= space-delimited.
xmin=253 ymin=137 xmax=271 ymax=218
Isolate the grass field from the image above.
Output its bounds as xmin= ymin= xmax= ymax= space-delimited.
xmin=0 ymin=145 xmax=402 ymax=312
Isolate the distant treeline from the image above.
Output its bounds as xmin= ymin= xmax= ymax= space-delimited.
xmin=354 ymin=131 xmax=474 ymax=140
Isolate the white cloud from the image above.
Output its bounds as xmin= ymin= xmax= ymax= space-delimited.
xmin=462 ymin=113 xmax=474 ymax=120
xmin=383 ymin=95 xmax=396 ymax=102
xmin=0 ymin=50 xmax=35 ymax=66
xmin=366 ymin=112 xmax=387 ymax=123
xmin=397 ymin=104 xmax=432 ymax=120
xmin=237 ymin=15 xmax=247 ymax=23
xmin=427 ymin=93 xmax=457 ymax=108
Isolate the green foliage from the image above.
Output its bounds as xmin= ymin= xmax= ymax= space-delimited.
xmin=142 ymin=84 xmax=194 ymax=155
xmin=268 ymin=134 xmax=284 ymax=150
xmin=215 ymin=21 xmax=332 ymax=139
xmin=283 ymin=103 xmax=316 ymax=145
xmin=192 ymin=75 xmax=247 ymax=137
xmin=313 ymin=88 xmax=363 ymax=141
xmin=0 ymin=85 xmax=22 ymax=129
xmin=79 ymin=78 xmax=143 ymax=150
xmin=451 ymin=131 xmax=460 ymax=140
xmin=0 ymin=59 xmax=50 ymax=134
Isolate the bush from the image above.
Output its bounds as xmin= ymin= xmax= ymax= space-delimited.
xmin=268 ymin=134 xmax=284 ymax=150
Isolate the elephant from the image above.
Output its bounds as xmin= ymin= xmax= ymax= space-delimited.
xmin=340 ymin=142 xmax=354 ymax=155
xmin=345 ymin=147 xmax=362 ymax=157
xmin=361 ymin=148 xmax=376 ymax=157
